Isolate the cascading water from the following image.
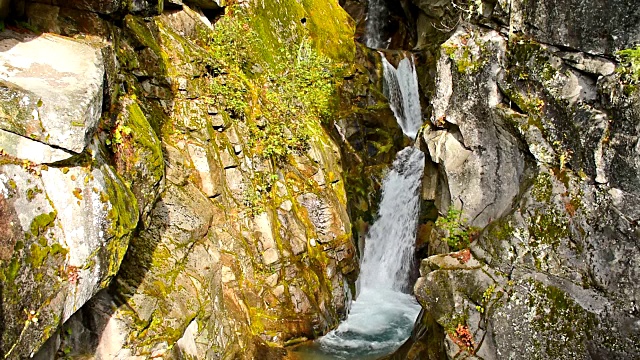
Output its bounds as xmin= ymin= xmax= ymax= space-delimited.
xmin=290 ymin=53 xmax=426 ymax=359
xmin=290 ymin=148 xmax=425 ymax=360
xmin=381 ymin=55 xmax=423 ymax=139
xmin=289 ymin=2 xmax=426 ymax=358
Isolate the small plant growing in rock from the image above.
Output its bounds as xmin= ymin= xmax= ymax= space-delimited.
xmin=66 ymin=265 xmax=80 ymax=285
xmin=106 ymin=122 xmax=132 ymax=146
xmin=435 ymin=208 xmax=478 ymax=251
xmin=475 ymin=283 xmax=498 ymax=314
xmin=616 ymin=45 xmax=640 ymax=84
xmin=451 ymin=323 xmax=474 ymax=351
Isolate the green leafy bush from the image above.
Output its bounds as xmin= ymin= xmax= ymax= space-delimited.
xmin=205 ymin=7 xmax=340 ymax=162
xmin=435 ymin=208 xmax=477 ymax=251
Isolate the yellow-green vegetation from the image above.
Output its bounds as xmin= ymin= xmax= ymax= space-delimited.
xmin=507 ymin=38 xmax=557 ymax=83
xmin=526 ymin=280 xmax=597 ymax=358
xmin=435 ymin=208 xmax=478 ymax=251
xmin=475 ymin=283 xmax=503 ymax=314
xmin=531 ymin=171 xmax=553 ymax=203
xmin=616 ymin=45 xmax=640 ymax=84
xmin=206 ymin=7 xmax=344 ymax=162
xmin=442 ymin=33 xmax=487 ymax=74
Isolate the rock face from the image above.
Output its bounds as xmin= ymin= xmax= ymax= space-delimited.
xmin=0 ymin=30 xmax=104 ymax=162
xmin=404 ymin=0 xmax=640 ymax=358
xmin=0 ymin=142 xmax=138 ymax=359
xmin=0 ymin=0 xmax=363 ymax=359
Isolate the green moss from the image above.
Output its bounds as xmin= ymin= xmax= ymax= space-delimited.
xmin=525 ymin=207 xmax=569 ymax=270
xmin=616 ymin=46 xmax=640 ymax=83
xmin=124 ymin=15 xmax=169 ymax=75
xmin=0 ymin=85 xmax=41 ymax=137
xmin=25 ymin=186 xmax=42 ymax=202
xmin=526 ymin=280 xmax=597 ymax=357
xmin=125 ymin=99 xmax=164 ymax=176
xmin=246 ymin=0 xmax=354 ymax=65
xmin=100 ymin=168 xmax=139 ymax=285
xmin=29 ymin=211 xmax=56 ymax=237
xmin=531 ymin=171 xmax=553 ymax=203
xmin=441 ymin=309 xmax=469 ymax=334
xmin=5 ymin=256 xmax=21 ymax=282
xmin=29 ymin=243 xmax=49 ymax=267
xmin=442 ymin=33 xmax=487 ymax=75
xmin=508 ymin=38 xmax=557 ymax=83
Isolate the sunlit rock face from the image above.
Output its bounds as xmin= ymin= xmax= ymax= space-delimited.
xmin=0 ymin=0 xmax=366 ymax=359
xmin=0 ymin=154 xmax=138 ymax=359
xmin=0 ymin=28 xmax=139 ymax=358
xmin=0 ymin=30 xmax=104 ymax=162
xmin=397 ymin=0 xmax=640 ymax=358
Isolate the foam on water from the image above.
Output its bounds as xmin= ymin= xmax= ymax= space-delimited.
xmin=290 ymin=147 xmax=425 ymax=359
xmin=381 ymin=55 xmax=423 ymax=139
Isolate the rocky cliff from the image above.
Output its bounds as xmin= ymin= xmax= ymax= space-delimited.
xmin=1 ymin=0 xmax=639 ymax=359
xmin=394 ymin=0 xmax=640 ymax=359
xmin=0 ymin=0 xmax=405 ymax=358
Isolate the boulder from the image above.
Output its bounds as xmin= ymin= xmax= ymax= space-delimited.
xmin=0 ymin=139 xmax=138 ymax=358
xmin=426 ymin=26 xmax=529 ymax=228
xmin=0 ymin=30 xmax=104 ymax=163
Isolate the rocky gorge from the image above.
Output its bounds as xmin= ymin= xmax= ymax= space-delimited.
xmin=0 ymin=0 xmax=638 ymax=359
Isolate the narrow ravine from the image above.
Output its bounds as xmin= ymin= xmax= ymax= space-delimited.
xmin=290 ymin=2 xmax=426 ymax=354
xmin=291 ymin=58 xmax=425 ymax=357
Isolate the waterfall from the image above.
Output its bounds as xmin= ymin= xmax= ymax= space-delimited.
xmin=289 ymin=4 xmax=426 ymax=357
xmin=365 ymin=0 xmax=388 ymax=49
xmin=304 ymin=147 xmax=424 ymax=359
xmin=359 ymin=147 xmax=425 ymax=291
xmin=381 ymin=54 xmax=423 ymax=139
xmin=300 ymin=143 xmax=425 ymax=359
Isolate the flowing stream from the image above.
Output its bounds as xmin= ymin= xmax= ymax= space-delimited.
xmin=289 ymin=3 xmax=426 ymax=357
xmin=290 ymin=53 xmax=425 ymax=359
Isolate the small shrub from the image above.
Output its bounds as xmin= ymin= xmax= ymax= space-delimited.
xmin=435 ymin=208 xmax=478 ymax=251
xmin=205 ymin=6 xmax=340 ymax=163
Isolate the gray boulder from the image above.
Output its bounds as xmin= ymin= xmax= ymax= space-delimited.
xmin=0 ymin=30 xmax=104 ymax=163
xmin=0 ymin=138 xmax=138 ymax=358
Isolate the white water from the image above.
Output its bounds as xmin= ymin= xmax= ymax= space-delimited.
xmin=381 ymin=55 xmax=423 ymax=139
xmin=289 ymin=3 xmax=426 ymax=357
xmin=291 ymin=147 xmax=425 ymax=359
xmin=365 ymin=0 xmax=388 ymax=49
xmin=358 ymin=147 xmax=425 ymax=291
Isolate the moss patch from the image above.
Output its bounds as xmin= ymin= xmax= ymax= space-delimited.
xmin=526 ymin=280 xmax=597 ymax=358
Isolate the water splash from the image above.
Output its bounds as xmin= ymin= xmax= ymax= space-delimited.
xmin=381 ymin=54 xmax=423 ymax=139
xmin=291 ymin=147 xmax=425 ymax=359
